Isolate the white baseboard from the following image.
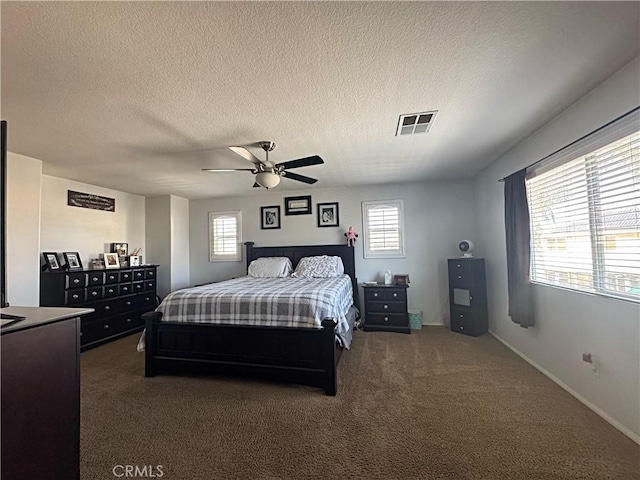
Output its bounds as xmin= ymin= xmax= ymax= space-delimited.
xmin=489 ymin=330 xmax=640 ymax=445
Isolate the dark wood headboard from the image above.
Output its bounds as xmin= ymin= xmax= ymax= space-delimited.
xmin=244 ymin=242 xmax=358 ymax=306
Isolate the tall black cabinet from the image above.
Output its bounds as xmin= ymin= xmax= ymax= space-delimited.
xmin=448 ymin=258 xmax=488 ymax=336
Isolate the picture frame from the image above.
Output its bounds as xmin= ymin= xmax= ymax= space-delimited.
xmin=317 ymin=202 xmax=339 ymax=227
xmin=129 ymin=255 xmax=141 ymax=267
xmin=284 ymin=195 xmax=312 ymax=216
xmin=63 ymin=252 xmax=83 ymax=270
xmin=110 ymin=242 xmax=128 ymax=257
xmin=260 ymin=205 xmax=281 ymax=230
xmin=43 ymin=252 xmax=61 ymax=271
xmin=103 ymin=252 xmax=120 ymax=269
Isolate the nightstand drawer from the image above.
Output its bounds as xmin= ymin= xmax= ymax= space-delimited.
xmin=450 ymin=316 xmax=474 ymax=335
xmin=364 ymin=288 xmax=406 ymax=302
xmin=450 ymin=307 xmax=475 ymax=324
xmin=366 ymin=313 xmax=407 ymax=327
xmin=366 ymin=301 xmax=406 ymax=314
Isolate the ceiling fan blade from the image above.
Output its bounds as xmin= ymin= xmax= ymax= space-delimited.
xmin=201 ymin=168 xmax=255 ymax=172
xmin=282 ymin=171 xmax=318 ymax=184
xmin=275 ymin=155 xmax=324 ymax=170
xmin=229 ymin=146 xmax=262 ymax=166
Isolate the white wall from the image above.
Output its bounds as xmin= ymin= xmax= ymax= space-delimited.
xmin=6 ymin=152 xmax=42 ymax=306
xmin=189 ymin=181 xmax=477 ymax=324
xmin=145 ymin=195 xmax=190 ymax=298
xmin=40 ymin=175 xmax=146 ymax=269
xmin=474 ymin=57 xmax=640 ymax=440
xmin=146 ymin=196 xmax=171 ymax=298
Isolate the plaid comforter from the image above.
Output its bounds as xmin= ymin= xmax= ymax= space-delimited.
xmin=156 ymin=274 xmax=354 ymax=347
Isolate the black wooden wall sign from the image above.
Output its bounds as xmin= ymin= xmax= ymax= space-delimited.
xmin=67 ymin=190 xmax=115 ymax=212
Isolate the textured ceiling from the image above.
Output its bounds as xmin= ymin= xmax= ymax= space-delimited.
xmin=2 ymin=2 xmax=639 ymax=199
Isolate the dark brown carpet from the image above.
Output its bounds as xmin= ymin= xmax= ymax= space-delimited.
xmin=80 ymin=327 xmax=639 ymax=480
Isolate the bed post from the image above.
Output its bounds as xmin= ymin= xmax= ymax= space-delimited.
xmin=321 ymin=318 xmax=337 ymax=396
xmin=244 ymin=241 xmax=255 ymax=269
xmin=142 ymin=311 xmax=163 ymax=377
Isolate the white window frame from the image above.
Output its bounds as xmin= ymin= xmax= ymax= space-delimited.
xmin=362 ymin=200 xmax=406 ymax=259
xmin=209 ymin=211 xmax=242 ymax=262
xmin=526 ymin=110 xmax=640 ymax=302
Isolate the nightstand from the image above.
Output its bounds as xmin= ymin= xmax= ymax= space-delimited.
xmin=448 ymin=258 xmax=488 ymax=336
xmin=362 ymin=284 xmax=410 ymax=334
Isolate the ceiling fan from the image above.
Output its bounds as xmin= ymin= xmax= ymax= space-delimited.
xmin=202 ymin=141 xmax=324 ymax=189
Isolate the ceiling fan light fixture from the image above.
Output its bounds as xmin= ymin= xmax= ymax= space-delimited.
xmin=255 ymin=171 xmax=281 ymax=189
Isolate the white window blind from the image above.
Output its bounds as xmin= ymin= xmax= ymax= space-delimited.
xmin=209 ymin=211 xmax=242 ymax=262
xmin=526 ymin=109 xmax=640 ymax=301
xmin=362 ymin=200 xmax=405 ymax=258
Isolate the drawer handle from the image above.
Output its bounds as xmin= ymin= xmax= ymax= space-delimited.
xmin=108 ymin=289 xmax=114 ymax=293
xmin=460 ymin=314 xmax=464 ymax=318
xmin=384 ymin=317 xmax=389 ymax=321
xmin=92 ymin=276 xmax=98 ymax=281
xmin=460 ymin=326 xmax=464 ymax=330
xmin=145 ymin=297 xmax=150 ymax=301
xmin=91 ymin=291 xmax=97 ymax=296
xmin=72 ymin=294 xmax=79 ymax=299
xmin=383 ymin=304 xmax=388 ymax=309
xmin=126 ymin=301 xmax=131 ymax=306
xmin=104 ymin=324 xmax=110 ymax=330
xmin=374 ymin=293 xmax=378 ymax=297
xmin=126 ymin=318 xmax=132 ymax=323
xmin=105 ymin=306 xmax=110 ymax=311
xmin=80 ymin=332 xmax=83 ymax=337
xmin=458 ymin=275 xmax=462 ymax=279
xmin=393 ymin=293 xmax=397 ymax=297
xmin=74 ymin=278 xmax=80 ymax=284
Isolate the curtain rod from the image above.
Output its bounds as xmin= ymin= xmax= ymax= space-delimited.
xmin=497 ymin=105 xmax=640 ymax=182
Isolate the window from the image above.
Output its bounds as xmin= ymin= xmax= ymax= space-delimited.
xmin=209 ymin=211 xmax=242 ymax=262
xmin=526 ymin=113 xmax=640 ymax=301
xmin=362 ymin=200 xmax=405 ymax=258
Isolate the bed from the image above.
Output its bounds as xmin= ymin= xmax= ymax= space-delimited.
xmin=142 ymin=242 xmax=358 ymax=395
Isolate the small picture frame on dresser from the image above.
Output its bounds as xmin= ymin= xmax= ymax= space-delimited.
xmin=129 ymin=255 xmax=141 ymax=267
xmin=42 ymin=252 xmax=61 ymax=271
xmin=103 ymin=252 xmax=120 ymax=269
xmin=63 ymin=252 xmax=83 ymax=270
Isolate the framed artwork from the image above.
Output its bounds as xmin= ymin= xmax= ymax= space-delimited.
xmin=284 ymin=195 xmax=312 ymax=215
xmin=317 ymin=202 xmax=339 ymax=227
xmin=103 ymin=252 xmax=120 ymax=269
xmin=110 ymin=242 xmax=128 ymax=257
xmin=129 ymin=255 xmax=141 ymax=267
xmin=260 ymin=206 xmax=281 ymax=230
xmin=43 ymin=252 xmax=61 ymax=271
xmin=63 ymin=252 xmax=83 ymax=270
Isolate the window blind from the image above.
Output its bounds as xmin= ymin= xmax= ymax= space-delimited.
xmin=209 ymin=211 xmax=242 ymax=262
xmin=362 ymin=200 xmax=405 ymax=258
xmin=526 ymin=109 xmax=640 ymax=301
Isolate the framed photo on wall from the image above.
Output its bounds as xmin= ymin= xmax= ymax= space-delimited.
xmin=284 ymin=195 xmax=312 ymax=215
xmin=261 ymin=205 xmax=281 ymax=230
xmin=317 ymin=202 xmax=339 ymax=227
xmin=43 ymin=252 xmax=61 ymax=271
xmin=63 ymin=252 xmax=83 ymax=270
xmin=103 ymin=252 xmax=120 ymax=269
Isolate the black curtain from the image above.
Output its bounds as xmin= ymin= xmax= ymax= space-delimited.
xmin=504 ymin=169 xmax=534 ymax=328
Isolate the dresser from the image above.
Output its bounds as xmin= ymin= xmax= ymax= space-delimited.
xmin=1 ymin=306 xmax=92 ymax=480
xmin=362 ymin=284 xmax=410 ymax=334
xmin=40 ymin=265 xmax=158 ymax=350
xmin=448 ymin=258 xmax=488 ymax=336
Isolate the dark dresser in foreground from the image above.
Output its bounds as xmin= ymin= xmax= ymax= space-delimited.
xmin=1 ymin=306 xmax=92 ymax=480
xmin=40 ymin=265 xmax=158 ymax=350
xmin=363 ymin=284 xmax=410 ymax=334
xmin=448 ymin=258 xmax=488 ymax=336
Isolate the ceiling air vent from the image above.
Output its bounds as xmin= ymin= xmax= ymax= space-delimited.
xmin=396 ymin=111 xmax=437 ymax=136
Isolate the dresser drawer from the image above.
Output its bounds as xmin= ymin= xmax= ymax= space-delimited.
xmin=87 ymin=271 xmax=105 ymax=286
xmin=105 ymin=271 xmax=119 ymax=284
xmin=145 ymin=280 xmax=156 ymax=292
xmin=450 ymin=316 xmax=474 ymax=335
xmin=86 ymin=286 xmax=103 ymax=301
xmin=366 ymin=313 xmax=407 ymax=328
xmin=133 ymin=269 xmax=145 ymax=281
xmin=144 ymin=268 xmax=156 ymax=279
xmin=81 ymin=319 xmax=111 ymax=345
xmin=119 ymin=270 xmax=133 ymax=282
xmin=450 ymin=307 xmax=474 ymax=324
xmin=94 ymin=298 xmax=118 ymax=318
xmin=117 ymin=295 xmax=136 ymax=313
xmin=136 ymin=292 xmax=157 ymax=310
xmin=65 ymin=272 xmax=87 ymax=289
xmin=119 ymin=283 xmax=133 ymax=296
xmin=132 ymin=281 xmax=145 ymax=293
xmin=364 ymin=288 xmax=406 ymax=302
xmin=65 ymin=288 xmax=86 ymax=305
xmin=104 ymin=284 xmax=118 ymax=298
xmin=366 ymin=301 xmax=406 ymax=314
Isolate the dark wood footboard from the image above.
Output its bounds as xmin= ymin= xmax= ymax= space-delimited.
xmin=143 ymin=312 xmax=339 ymax=395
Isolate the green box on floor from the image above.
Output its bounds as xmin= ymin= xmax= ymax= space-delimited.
xmin=409 ymin=310 xmax=422 ymax=329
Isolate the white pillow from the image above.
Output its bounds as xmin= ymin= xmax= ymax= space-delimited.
xmin=292 ymin=255 xmax=344 ymax=278
xmin=248 ymin=257 xmax=293 ymax=278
